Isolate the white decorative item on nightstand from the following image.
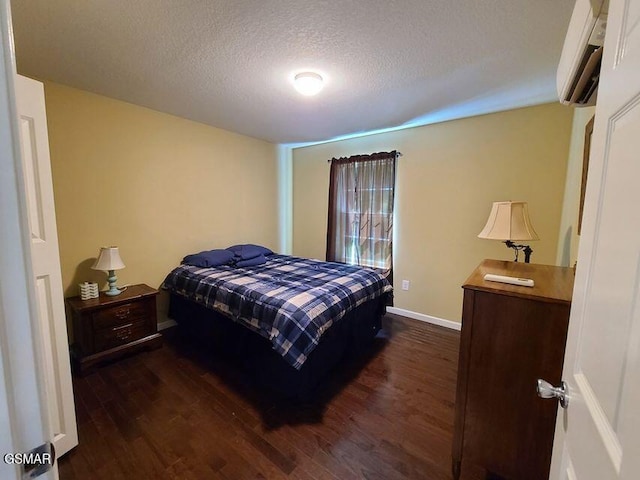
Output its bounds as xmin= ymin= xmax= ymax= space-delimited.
xmin=78 ymin=282 xmax=99 ymax=300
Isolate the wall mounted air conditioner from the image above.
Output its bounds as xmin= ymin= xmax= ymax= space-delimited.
xmin=557 ymin=0 xmax=608 ymax=106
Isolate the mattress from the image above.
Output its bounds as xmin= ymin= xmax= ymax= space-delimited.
xmin=162 ymin=254 xmax=392 ymax=369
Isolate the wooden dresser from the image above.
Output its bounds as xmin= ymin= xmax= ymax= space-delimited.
xmin=452 ymin=260 xmax=574 ymax=480
xmin=67 ymin=284 xmax=162 ymax=374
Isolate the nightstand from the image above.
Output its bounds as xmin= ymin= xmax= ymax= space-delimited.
xmin=67 ymin=284 xmax=162 ymax=374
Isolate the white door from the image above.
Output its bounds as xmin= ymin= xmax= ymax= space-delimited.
xmin=15 ymin=74 xmax=78 ymax=457
xmin=0 ymin=0 xmax=58 ymax=477
xmin=551 ymin=0 xmax=640 ymax=478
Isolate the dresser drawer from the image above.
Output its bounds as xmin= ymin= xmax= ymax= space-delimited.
xmin=94 ymin=317 xmax=151 ymax=352
xmin=92 ymin=299 xmax=152 ymax=330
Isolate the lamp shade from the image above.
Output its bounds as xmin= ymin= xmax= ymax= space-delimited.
xmin=478 ymin=201 xmax=539 ymax=241
xmin=91 ymin=246 xmax=125 ymax=271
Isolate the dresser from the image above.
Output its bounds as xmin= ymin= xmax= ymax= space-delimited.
xmin=67 ymin=284 xmax=162 ymax=374
xmin=452 ymin=260 xmax=574 ymax=480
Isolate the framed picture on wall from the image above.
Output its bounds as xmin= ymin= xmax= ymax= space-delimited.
xmin=578 ymin=115 xmax=595 ymax=235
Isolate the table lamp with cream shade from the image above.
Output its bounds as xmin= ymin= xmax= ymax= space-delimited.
xmin=91 ymin=246 xmax=125 ymax=296
xmin=478 ymin=201 xmax=539 ymax=263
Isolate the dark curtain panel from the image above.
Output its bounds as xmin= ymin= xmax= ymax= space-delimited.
xmin=326 ymin=151 xmax=397 ymax=288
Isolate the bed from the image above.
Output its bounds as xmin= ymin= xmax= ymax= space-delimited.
xmin=163 ymin=253 xmax=392 ymax=398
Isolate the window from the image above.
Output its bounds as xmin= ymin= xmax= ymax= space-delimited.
xmin=326 ymin=151 xmax=397 ymax=279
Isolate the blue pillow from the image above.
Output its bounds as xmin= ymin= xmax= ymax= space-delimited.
xmin=226 ymin=244 xmax=274 ymax=260
xmin=235 ymin=254 xmax=267 ymax=268
xmin=182 ymin=249 xmax=235 ymax=267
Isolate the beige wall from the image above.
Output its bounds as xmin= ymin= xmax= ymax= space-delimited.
xmin=292 ymin=103 xmax=574 ymax=322
xmin=556 ymin=106 xmax=596 ymax=267
xmin=44 ymin=82 xmax=278 ymax=313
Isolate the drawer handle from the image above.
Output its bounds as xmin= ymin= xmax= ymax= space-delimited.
xmin=112 ymin=323 xmax=133 ymax=331
xmin=115 ymin=308 xmax=130 ymax=319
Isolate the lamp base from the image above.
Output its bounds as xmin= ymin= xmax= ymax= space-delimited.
xmin=505 ymin=241 xmax=533 ymax=263
xmin=105 ymin=270 xmax=122 ymax=296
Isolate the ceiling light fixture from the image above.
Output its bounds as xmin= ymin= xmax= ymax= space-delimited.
xmin=294 ymin=72 xmax=324 ymax=96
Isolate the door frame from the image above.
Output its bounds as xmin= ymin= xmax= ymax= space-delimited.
xmin=0 ymin=0 xmax=57 ymax=478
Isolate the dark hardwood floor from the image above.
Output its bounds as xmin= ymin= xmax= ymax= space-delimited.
xmin=59 ymin=314 xmax=484 ymax=479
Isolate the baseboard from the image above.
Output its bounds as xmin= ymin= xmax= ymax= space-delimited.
xmin=157 ymin=306 xmax=460 ymax=331
xmin=157 ymin=319 xmax=177 ymax=331
xmin=157 ymin=310 xmax=177 ymax=331
xmin=386 ymin=307 xmax=461 ymax=331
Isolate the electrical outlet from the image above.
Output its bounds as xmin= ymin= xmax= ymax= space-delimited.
xmin=402 ymin=280 xmax=410 ymax=291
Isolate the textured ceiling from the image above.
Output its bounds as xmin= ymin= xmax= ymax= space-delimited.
xmin=11 ymin=0 xmax=575 ymax=144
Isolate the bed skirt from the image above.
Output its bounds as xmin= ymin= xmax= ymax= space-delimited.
xmin=168 ymin=293 xmax=388 ymax=399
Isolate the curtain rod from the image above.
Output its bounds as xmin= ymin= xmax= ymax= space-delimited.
xmin=327 ymin=151 xmax=403 ymax=163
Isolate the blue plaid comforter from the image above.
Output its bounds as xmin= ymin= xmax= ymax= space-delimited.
xmin=162 ymin=254 xmax=392 ymax=369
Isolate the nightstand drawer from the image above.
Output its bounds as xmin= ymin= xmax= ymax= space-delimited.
xmin=92 ymin=300 xmax=152 ymax=330
xmin=94 ymin=317 xmax=150 ymax=351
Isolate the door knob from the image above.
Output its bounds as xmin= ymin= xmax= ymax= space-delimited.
xmin=537 ymin=379 xmax=569 ymax=408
